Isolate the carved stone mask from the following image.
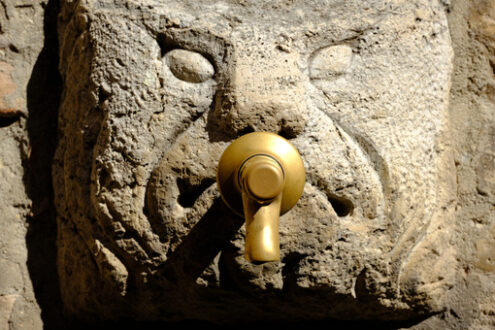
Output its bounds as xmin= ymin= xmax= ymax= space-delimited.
xmin=54 ymin=0 xmax=456 ymax=322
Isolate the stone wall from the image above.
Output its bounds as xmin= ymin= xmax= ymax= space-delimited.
xmin=0 ymin=0 xmax=493 ymax=329
xmin=0 ymin=0 xmax=60 ymax=328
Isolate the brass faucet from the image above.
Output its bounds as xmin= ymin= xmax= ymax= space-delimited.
xmin=217 ymin=132 xmax=305 ymax=262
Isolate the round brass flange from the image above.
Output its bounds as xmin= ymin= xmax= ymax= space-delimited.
xmin=217 ymin=132 xmax=305 ymax=217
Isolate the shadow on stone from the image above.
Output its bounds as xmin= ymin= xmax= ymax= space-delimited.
xmin=61 ymin=315 xmax=432 ymax=330
xmin=24 ymin=0 xmax=64 ymax=328
xmin=156 ymin=198 xmax=244 ymax=286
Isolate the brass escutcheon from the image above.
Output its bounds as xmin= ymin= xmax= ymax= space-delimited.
xmin=217 ymin=132 xmax=305 ymax=262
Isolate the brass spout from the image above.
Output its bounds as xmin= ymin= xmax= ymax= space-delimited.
xmin=240 ymin=155 xmax=284 ymax=261
xmin=243 ymin=192 xmax=282 ymax=261
xmin=217 ymin=132 xmax=305 ymax=262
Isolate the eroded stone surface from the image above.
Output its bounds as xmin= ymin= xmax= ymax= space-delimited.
xmin=0 ymin=0 xmax=61 ymax=328
xmin=165 ymin=49 xmax=215 ymax=83
xmin=54 ymin=0 xmax=456 ymax=323
xmin=309 ymin=45 xmax=353 ymax=79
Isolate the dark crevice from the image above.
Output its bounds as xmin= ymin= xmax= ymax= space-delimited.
xmin=354 ymin=268 xmax=368 ymax=299
xmin=237 ymin=125 xmax=255 ymax=136
xmin=24 ymin=0 xmax=65 ymax=328
xmin=157 ymin=33 xmax=180 ymax=57
xmin=82 ymin=88 xmax=106 ymax=149
xmin=328 ymin=194 xmax=354 ymax=217
xmin=97 ymin=167 xmax=121 ymax=191
xmin=177 ymin=177 xmax=216 ymax=208
xmin=277 ymin=125 xmax=298 ymax=139
xmin=98 ymin=85 xmax=110 ymax=103
xmin=61 ymin=317 xmax=433 ymax=330
xmin=8 ymin=43 xmax=19 ymax=52
xmin=448 ymin=309 xmax=461 ymax=319
xmin=0 ymin=116 xmax=20 ymax=127
xmin=282 ymin=252 xmax=306 ymax=291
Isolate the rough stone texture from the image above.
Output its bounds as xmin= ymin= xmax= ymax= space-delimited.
xmin=1 ymin=1 xmax=49 ymax=329
xmin=0 ymin=0 xmax=62 ymax=329
xmin=412 ymin=0 xmax=495 ymax=328
xmin=53 ymin=0 xmax=457 ymax=323
xmin=0 ymin=0 xmax=493 ymax=328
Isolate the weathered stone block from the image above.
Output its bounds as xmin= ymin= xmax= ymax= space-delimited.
xmin=53 ymin=0 xmax=456 ymax=322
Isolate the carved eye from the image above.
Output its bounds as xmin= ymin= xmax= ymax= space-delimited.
xmin=164 ymin=49 xmax=214 ymax=83
xmin=309 ymin=45 xmax=353 ymax=80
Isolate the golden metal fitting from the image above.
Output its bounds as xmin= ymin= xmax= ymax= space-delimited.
xmin=239 ymin=155 xmax=285 ymax=202
xmin=217 ymin=132 xmax=305 ymax=262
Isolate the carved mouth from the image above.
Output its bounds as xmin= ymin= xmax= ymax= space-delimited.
xmin=175 ymin=177 xmax=353 ymax=218
xmin=144 ymin=109 xmax=385 ymax=256
xmin=146 ymin=169 xmax=355 ymax=241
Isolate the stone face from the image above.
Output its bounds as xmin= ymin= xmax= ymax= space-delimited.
xmin=54 ymin=0 xmax=456 ymax=323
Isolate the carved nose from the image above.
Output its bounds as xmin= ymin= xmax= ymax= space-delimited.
xmin=213 ymin=53 xmax=308 ymax=138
